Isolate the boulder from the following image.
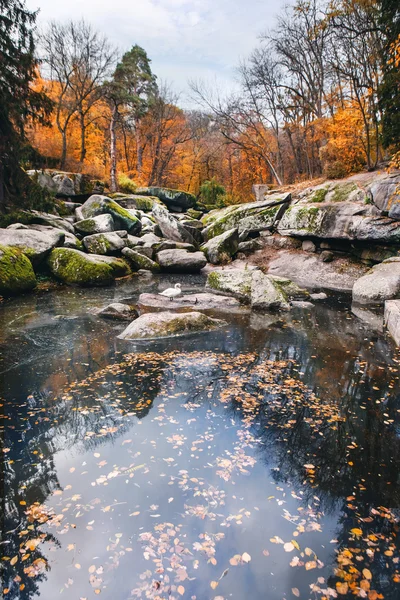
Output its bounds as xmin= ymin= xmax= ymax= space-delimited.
xmin=152 ymin=204 xmax=197 ymax=246
xmin=277 ymin=202 xmax=400 ymax=243
xmin=156 ymin=249 xmax=207 ymax=273
xmin=134 ymin=246 xmax=154 ymax=259
xmin=0 ymin=245 xmax=37 ymax=296
xmin=96 ymin=302 xmax=138 ymax=321
xmin=0 ymin=228 xmax=64 ymax=265
xmin=384 ymin=300 xmax=400 ymax=345
xmin=269 ymin=275 xmax=310 ymax=300
xmin=320 ymin=250 xmax=334 ymax=263
xmin=139 ymin=233 xmax=162 ymax=246
xmin=122 ymin=248 xmax=160 ymax=272
xmin=27 ymin=169 xmax=104 ymax=197
xmin=93 ymin=255 xmax=131 ymax=278
xmin=117 ymin=311 xmax=226 ymax=340
xmin=79 ymin=195 xmax=141 ymax=234
xmin=47 ymin=248 xmax=118 ymax=286
xmin=135 ymin=187 xmax=196 ymax=210
xmin=27 ymin=225 xmax=83 ymax=251
xmin=368 ymin=173 xmax=400 ymax=217
xmin=24 ymin=211 xmax=75 ymax=234
xmin=250 ymin=271 xmax=291 ymax=311
xmin=302 ymin=240 xmax=316 ymax=253
xmin=83 ymin=232 xmax=126 ymax=255
xmin=206 ymin=270 xmax=253 ymax=302
xmin=115 ymin=194 xmax=163 ymax=211
xmin=201 ymin=193 xmax=290 ymax=240
xmin=352 ymin=259 xmax=400 ymax=305
xmin=238 ymin=238 xmax=264 ymax=253
xmin=201 ymin=228 xmax=239 ymax=264
xmin=157 ymin=241 xmax=196 ymax=252
xmin=74 ymin=214 xmax=115 ymax=235
xmin=138 ymin=292 xmax=243 ymax=311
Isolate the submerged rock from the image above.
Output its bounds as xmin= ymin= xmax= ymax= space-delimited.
xmin=74 ymin=214 xmax=115 ymax=235
xmin=352 ymin=259 xmax=400 ymax=305
xmin=47 ymin=248 xmax=120 ymax=286
xmin=138 ymin=292 xmax=243 ymax=311
xmin=0 ymin=245 xmax=37 ymax=296
xmin=78 ymin=195 xmax=141 ymax=234
xmin=157 ymin=249 xmax=207 ymax=273
xmin=83 ymin=232 xmax=126 ymax=255
xmin=0 ymin=228 xmax=65 ymax=265
xmin=117 ymin=311 xmax=226 ymax=339
xmin=96 ymin=302 xmax=138 ymax=321
xmin=201 ymin=228 xmax=239 ymax=264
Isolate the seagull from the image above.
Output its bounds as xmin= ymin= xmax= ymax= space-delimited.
xmin=159 ymin=283 xmax=182 ymax=301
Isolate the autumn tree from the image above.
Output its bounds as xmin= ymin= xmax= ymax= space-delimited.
xmin=378 ymin=0 xmax=400 ymax=150
xmin=0 ymin=0 xmax=52 ymax=212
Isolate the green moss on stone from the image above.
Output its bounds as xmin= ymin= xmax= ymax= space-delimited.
xmin=0 ymin=245 xmax=37 ymax=296
xmin=47 ymin=248 xmax=114 ymax=286
xmin=332 ymin=183 xmax=357 ymax=202
xmin=311 ymin=188 xmax=328 ymax=203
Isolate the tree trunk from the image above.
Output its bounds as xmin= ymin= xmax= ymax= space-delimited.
xmin=60 ymin=131 xmax=67 ymax=170
xmin=79 ymin=111 xmax=86 ymax=165
xmin=110 ymin=104 xmax=118 ymax=193
xmin=135 ymin=123 xmax=142 ymax=176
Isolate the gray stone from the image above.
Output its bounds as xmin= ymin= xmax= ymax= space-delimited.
xmin=79 ymin=195 xmax=141 ymax=234
xmin=27 ymin=224 xmax=83 ymax=251
xmin=157 ymin=241 xmax=196 ymax=252
xmin=96 ymin=302 xmax=138 ymax=321
xmin=25 ymin=211 xmax=75 ymax=234
xmin=352 ymin=261 xmax=400 ymax=305
xmin=302 ymin=240 xmax=316 ymax=253
xmin=368 ymin=174 xmax=400 ymax=215
xmin=201 ymin=228 xmax=239 ymax=264
xmin=122 ymin=247 xmax=160 ymax=272
xmin=320 ymin=250 xmax=334 ymax=263
xmin=139 ymin=232 xmax=162 ymax=246
xmin=114 ymin=230 xmax=128 ymax=238
xmin=117 ymin=311 xmax=226 ymax=340
xmin=152 ymin=204 xmax=197 ymax=246
xmin=0 ymin=228 xmax=65 ymax=265
xmin=384 ymin=300 xmax=400 ymax=345
xmin=250 ymin=270 xmax=291 ymax=311
xmin=83 ymin=232 xmax=126 ymax=255
xmin=75 ymin=214 xmax=115 ymax=235
xmin=352 ymin=305 xmax=384 ymax=332
xmin=53 ymin=174 xmax=75 ymax=197
xmin=252 ymin=184 xmax=270 ymax=202
xmin=310 ymin=292 xmax=328 ymax=301
xmin=206 ymin=269 xmax=253 ymax=302
xmin=116 ymin=194 xmax=163 ymax=211
xmin=135 ymin=187 xmax=196 ymax=210
xmin=238 ymin=238 xmax=264 ymax=253
xmin=138 ymin=292 xmax=243 ymax=311
xmin=156 ymin=249 xmax=207 ymax=273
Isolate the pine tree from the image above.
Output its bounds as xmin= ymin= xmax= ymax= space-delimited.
xmin=0 ymin=0 xmax=52 ymax=213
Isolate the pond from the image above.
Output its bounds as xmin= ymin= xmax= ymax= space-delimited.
xmin=1 ymin=274 xmax=400 ymax=600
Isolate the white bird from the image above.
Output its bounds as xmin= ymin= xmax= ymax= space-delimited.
xmin=159 ymin=283 xmax=182 ymax=301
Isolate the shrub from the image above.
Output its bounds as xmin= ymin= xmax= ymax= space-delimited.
xmin=199 ymin=178 xmax=226 ymax=206
xmin=118 ymin=174 xmax=137 ymax=194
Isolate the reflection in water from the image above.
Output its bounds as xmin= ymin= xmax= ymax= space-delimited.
xmin=1 ymin=277 xmax=400 ymax=599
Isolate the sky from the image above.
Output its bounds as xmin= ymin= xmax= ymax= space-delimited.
xmin=26 ymin=0 xmax=287 ymax=107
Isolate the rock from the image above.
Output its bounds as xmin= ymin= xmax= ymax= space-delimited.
xmin=352 ymin=305 xmax=384 ymax=332
xmin=206 ymin=270 xmax=253 ymax=302
xmin=278 ymin=202 xmax=400 ymax=243
xmin=238 ymin=238 xmax=264 ymax=253
xmin=252 ymin=184 xmax=271 ymax=202
xmin=384 ymin=300 xmax=400 ymax=345
xmin=152 ymin=204 xmax=197 ymax=246
xmin=368 ymin=173 xmax=400 ymax=217
xmin=114 ymin=230 xmax=128 ymax=238
xmin=6 ymin=223 xmax=29 ymax=230
xmin=141 ymin=216 xmax=156 ymax=228
xmin=320 ymin=250 xmax=334 ymax=263
xmin=58 ymin=200 xmax=82 ymax=215
xmin=352 ymin=245 xmax=400 ymax=264
xmin=122 ymin=248 xmax=160 ymax=272
xmin=139 ymin=233 xmax=162 ymax=246
xmin=96 ymin=302 xmax=138 ymax=321
xmin=79 ymin=195 xmax=141 ymax=234
xmin=27 ymin=224 xmax=83 ymax=251
xmin=47 ymin=248 xmax=119 ymax=286
xmin=115 ymin=194 xmax=164 ymax=211
xmin=249 ymin=312 xmax=282 ymax=330
xmin=180 ymin=219 xmax=204 ymax=229
xmin=134 ymin=246 xmax=154 ymax=259
xmin=263 ymin=234 xmax=302 ymax=249
xmin=24 ymin=211 xmax=75 ymax=234
xmin=126 ymin=234 xmax=143 ymax=248
xmin=302 ymin=240 xmax=316 ymax=253
xmin=83 ymin=232 xmax=126 ymax=255
xmin=201 ymin=228 xmax=239 ymax=264
xmin=93 ymin=255 xmax=131 ymax=277
xmin=291 ymin=300 xmax=314 ymax=308
xmin=352 ymin=261 xmax=400 ymax=305
xmin=157 ymin=241 xmax=196 ymax=252
xmin=52 ymin=174 xmax=75 ymax=197
xmin=268 ymin=250 xmax=368 ymax=292
xmin=251 ymin=270 xmax=291 ymax=311
xmin=138 ymin=292 xmax=243 ymax=311
xmin=269 ymin=275 xmax=310 ymax=300
xmin=156 ymin=249 xmax=207 ymax=273
xmin=310 ymin=292 xmax=328 ymax=301
xmin=0 ymin=228 xmax=64 ymax=265
xmin=28 ymin=169 xmax=104 ymax=197
xmin=0 ymin=245 xmax=37 ymax=296
xmin=74 ymin=214 xmax=115 ymax=235
xmin=186 ymin=209 xmax=203 ymax=219
xmin=202 ymin=193 xmax=290 ymax=240
xmin=117 ymin=311 xmax=226 ymax=340
xmin=135 ymin=187 xmax=196 ymax=210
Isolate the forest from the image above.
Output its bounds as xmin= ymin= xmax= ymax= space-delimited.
xmin=1 ymin=0 xmax=399 ymax=210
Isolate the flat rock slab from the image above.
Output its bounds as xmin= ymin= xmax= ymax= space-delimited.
xmin=117 ymin=310 xmax=227 ymax=340
xmin=268 ymin=250 xmax=367 ymax=292
xmin=353 ymin=259 xmax=400 ymax=305
xmin=385 ymin=300 xmax=400 ymax=345
xmin=138 ymin=292 xmax=244 ymax=311
xmin=0 ymin=228 xmax=65 ymax=265
xmin=94 ymin=302 xmax=138 ymax=320
xmin=157 ymin=249 xmax=207 ymax=272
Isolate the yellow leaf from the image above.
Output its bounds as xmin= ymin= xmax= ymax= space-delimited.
xmin=336 ymin=582 xmax=349 ymax=595
xmin=292 ymin=588 xmax=300 ymax=597
xmin=350 ymin=528 xmax=363 ymax=537
xmin=363 ymin=568 xmax=372 ymax=580
xmin=242 ymin=552 xmax=251 ymax=563
xmin=177 ymin=586 xmax=185 ymax=595
xmin=10 ymin=556 xmax=18 ymax=566
xmin=210 ymin=581 xmax=219 ymax=589
xmin=284 ymin=542 xmax=295 ymax=552
xmin=305 ymin=561 xmax=317 ymax=570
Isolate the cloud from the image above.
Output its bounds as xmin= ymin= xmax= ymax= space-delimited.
xmin=27 ymin=0 xmax=285 ymax=104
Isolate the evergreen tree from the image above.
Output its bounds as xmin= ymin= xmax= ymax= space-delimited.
xmin=378 ymin=0 xmax=400 ymax=150
xmin=0 ymin=0 xmax=52 ymax=213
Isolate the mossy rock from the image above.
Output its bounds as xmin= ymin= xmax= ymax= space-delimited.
xmin=118 ymin=311 xmax=226 ymax=340
xmin=311 ymin=187 xmax=329 ymax=203
xmin=80 ymin=195 xmax=141 ymax=234
xmin=206 ymin=270 xmax=253 ymax=302
xmin=135 ymin=187 xmax=196 ymax=210
xmin=0 ymin=245 xmax=37 ymax=296
xmin=47 ymin=248 xmax=115 ymax=287
xmin=114 ymin=195 xmax=164 ymax=212
xmin=122 ymin=248 xmax=160 ymax=272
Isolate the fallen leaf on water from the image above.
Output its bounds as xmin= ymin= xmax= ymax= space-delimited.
xmin=210 ymin=581 xmax=219 ymax=589
xmin=363 ymin=568 xmax=372 ymax=580
xmin=292 ymin=588 xmax=300 ymax=597
xmin=284 ymin=542 xmax=295 ymax=552
xmin=336 ymin=582 xmax=349 ymax=595
xmin=177 ymin=585 xmax=185 ymax=595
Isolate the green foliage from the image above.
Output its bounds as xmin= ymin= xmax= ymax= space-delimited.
xmin=199 ymin=178 xmax=226 ymax=207
xmin=118 ymin=174 xmax=137 ymax=194
xmin=0 ymin=0 xmax=53 ymax=212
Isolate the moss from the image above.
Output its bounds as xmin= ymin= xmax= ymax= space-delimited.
xmin=332 ymin=183 xmax=357 ymax=202
xmin=47 ymin=248 xmax=115 ymax=286
xmin=311 ymin=188 xmax=329 ymax=203
xmin=0 ymin=245 xmax=37 ymax=296
xmin=123 ymin=249 xmax=160 ymax=272
xmin=96 ymin=257 xmax=132 ymax=277
xmin=118 ymin=174 xmax=137 ymax=194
